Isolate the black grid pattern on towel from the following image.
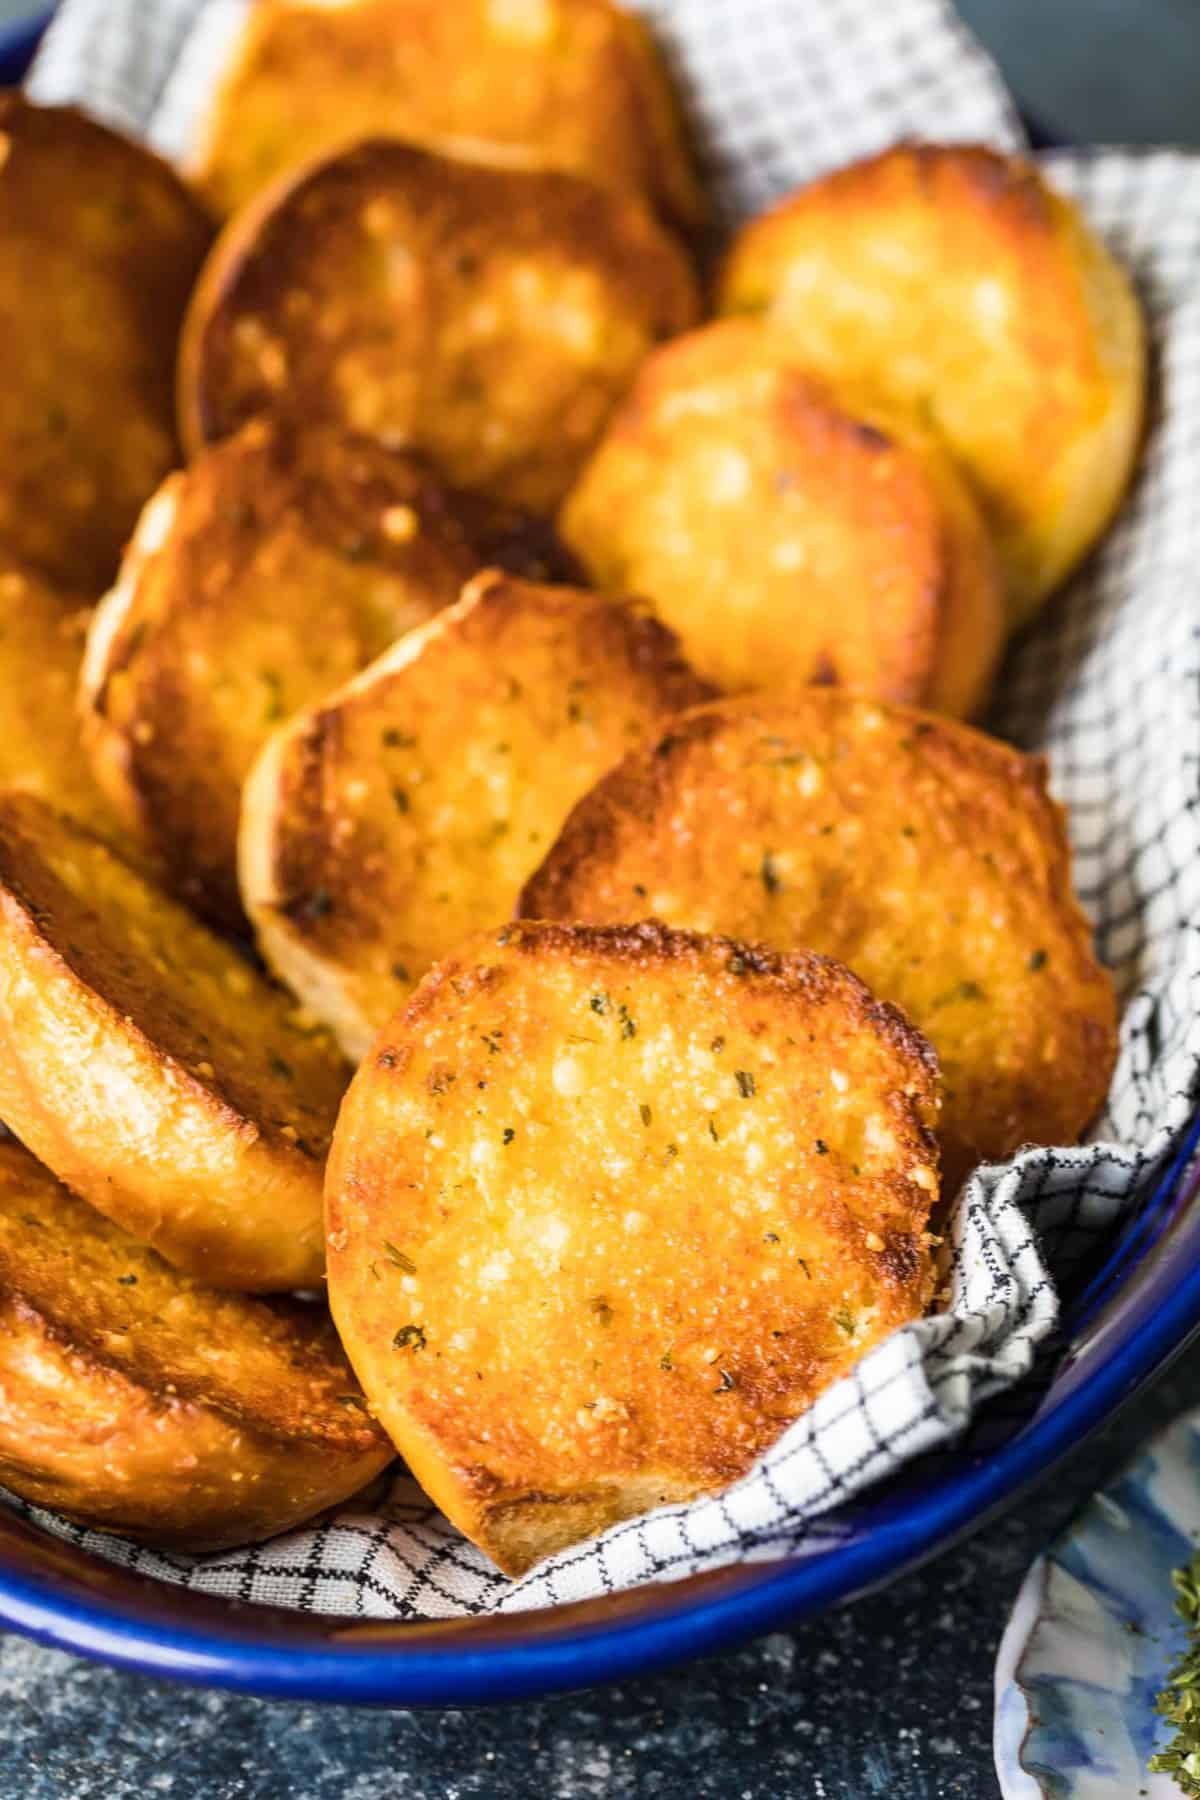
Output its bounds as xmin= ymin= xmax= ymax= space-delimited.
xmin=13 ymin=0 xmax=1200 ymax=1619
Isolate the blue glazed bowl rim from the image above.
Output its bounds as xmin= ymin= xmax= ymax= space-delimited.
xmin=3 ymin=6 xmax=1200 ymax=1707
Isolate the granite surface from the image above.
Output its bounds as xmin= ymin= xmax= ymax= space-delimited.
xmin=1 ymin=2 xmax=1199 ymax=1796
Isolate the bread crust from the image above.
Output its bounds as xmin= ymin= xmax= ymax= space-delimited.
xmin=0 ymin=553 xmax=122 ymax=842
xmin=0 ymin=97 xmax=211 ymax=594
xmin=192 ymin=0 xmax=704 ymax=235
xmin=521 ymin=691 xmax=1118 ymax=1190
xmin=0 ymin=1138 xmax=391 ymax=1549
xmin=561 ymin=317 xmax=1006 ymax=715
xmin=179 ymin=139 xmax=699 ymax=514
xmin=0 ymin=794 xmax=349 ymax=1290
xmin=326 ymin=919 xmax=940 ymax=1574
xmin=80 ymin=420 xmax=578 ymax=932
xmin=720 ymin=143 xmax=1146 ymax=624
xmin=239 ymin=570 xmax=713 ymax=1059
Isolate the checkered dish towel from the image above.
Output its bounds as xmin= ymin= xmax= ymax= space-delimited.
xmin=15 ymin=0 xmax=1200 ymax=1620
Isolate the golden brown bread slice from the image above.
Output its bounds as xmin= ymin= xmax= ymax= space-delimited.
xmin=561 ymin=317 xmax=1006 ymax=716
xmin=192 ymin=0 xmax=704 ymax=235
xmin=0 ymin=1137 xmax=392 ymax=1549
xmin=0 ymin=96 xmax=211 ymax=594
xmin=0 ymin=553 xmax=120 ymax=838
xmin=239 ymin=571 xmax=712 ymax=1059
xmin=179 ymin=139 xmax=700 ymax=514
xmin=326 ymin=919 xmax=940 ymax=1576
xmin=0 ymin=793 xmax=349 ymax=1291
xmin=719 ymin=144 xmax=1145 ymax=626
xmin=80 ymin=419 xmax=578 ymax=933
xmin=521 ymin=692 xmax=1118 ymax=1192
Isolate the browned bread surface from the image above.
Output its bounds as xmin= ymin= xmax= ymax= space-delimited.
xmin=193 ymin=0 xmax=704 ymax=234
xmin=326 ymin=919 xmax=940 ymax=1574
xmin=0 ymin=97 xmax=211 ymax=593
xmin=179 ymin=139 xmax=699 ymax=514
xmin=239 ymin=570 xmax=713 ymax=1058
xmin=719 ymin=143 xmax=1145 ymax=625
xmin=0 ymin=793 xmax=348 ymax=1290
xmin=562 ymin=317 xmax=1006 ymax=716
xmin=0 ymin=1137 xmax=391 ymax=1549
xmin=522 ymin=692 xmax=1118 ymax=1190
xmin=81 ymin=420 xmax=578 ymax=932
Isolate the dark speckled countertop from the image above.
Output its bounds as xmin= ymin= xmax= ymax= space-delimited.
xmin=3 ymin=1342 xmax=1200 ymax=1799
xmin=0 ymin=3 xmax=1198 ymax=1795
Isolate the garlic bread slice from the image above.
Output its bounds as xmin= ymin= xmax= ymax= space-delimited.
xmin=240 ymin=571 xmax=711 ymax=1058
xmin=0 ymin=793 xmax=348 ymax=1290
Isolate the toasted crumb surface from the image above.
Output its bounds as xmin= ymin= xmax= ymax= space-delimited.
xmin=0 ymin=1137 xmax=391 ymax=1549
xmin=719 ymin=143 xmax=1145 ymax=623
xmin=327 ymin=919 xmax=940 ymax=1574
xmin=0 ymin=96 xmax=211 ymax=594
xmin=239 ymin=571 xmax=712 ymax=1058
xmin=0 ymin=552 xmax=120 ymax=838
xmin=193 ymin=0 xmax=704 ymax=234
xmin=562 ymin=317 xmax=1005 ymax=716
xmin=0 ymin=793 xmax=348 ymax=1289
xmin=179 ymin=139 xmax=699 ymax=514
xmin=522 ymin=692 xmax=1118 ymax=1191
xmin=81 ymin=420 xmax=577 ymax=931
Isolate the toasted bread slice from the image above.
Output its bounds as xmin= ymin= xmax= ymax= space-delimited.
xmin=179 ymin=139 xmax=699 ymax=515
xmin=561 ymin=318 xmax=1006 ymax=716
xmin=81 ymin=419 xmax=578 ymax=933
xmin=0 ymin=1138 xmax=391 ymax=1549
xmin=239 ymin=571 xmax=712 ymax=1060
xmin=0 ymin=553 xmax=120 ymax=839
xmin=719 ymin=144 xmax=1145 ymax=626
xmin=0 ymin=97 xmax=211 ymax=594
xmin=192 ymin=0 xmax=703 ymax=235
xmin=0 ymin=794 xmax=349 ymax=1290
xmin=521 ymin=693 xmax=1118 ymax=1191
xmin=326 ymin=919 xmax=940 ymax=1575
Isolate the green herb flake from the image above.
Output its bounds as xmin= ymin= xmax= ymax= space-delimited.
xmin=392 ymin=961 xmax=409 ymax=982
xmin=708 ymin=1118 xmax=720 ymax=1142
xmin=735 ymin=1069 xmax=756 ymax=1099
xmin=392 ymin=786 xmax=410 ymax=814
xmin=659 ymin=1350 xmax=673 ymax=1372
xmin=259 ymin=669 xmax=285 ymax=723
xmin=797 ymin=1258 xmax=812 ymax=1279
xmin=502 ymin=1127 xmax=515 ymax=1145
xmin=814 ymin=1138 xmax=829 ymax=1156
xmin=1029 ymin=948 xmax=1049 ymax=972
xmin=760 ymin=852 xmax=781 ymax=895
xmin=392 ymin=1323 xmax=427 ymax=1351
xmin=639 ymin=1102 xmax=652 ymax=1127
xmin=711 ymin=1035 xmax=725 ymax=1054
xmin=834 ymin=1308 xmax=855 ymax=1335
xmin=481 ymin=1031 xmax=504 ymax=1055
xmin=1151 ymin=1551 xmax=1200 ymax=1794
xmin=618 ymin=1004 xmax=637 ymax=1040
xmin=632 ymin=883 xmax=648 ymax=899
xmin=589 ymin=1295 xmax=613 ymax=1324
xmin=383 ymin=1242 xmax=416 ymax=1274
xmin=764 ymin=1231 xmax=780 ymax=1244
xmin=589 ymin=991 xmax=610 ymax=1015
xmin=714 ymin=1368 xmax=736 ymax=1393
xmin=117 ymin=1273 xmax=138 ymax=1286
xmin=382 ymin=728 xmax=416 ymax=748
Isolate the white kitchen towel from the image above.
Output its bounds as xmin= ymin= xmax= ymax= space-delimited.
xmin=12 ymin=0 xmax=1200 ymax=1619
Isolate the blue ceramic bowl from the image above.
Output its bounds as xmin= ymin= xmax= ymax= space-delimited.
xmin=4 ymin=10 xmax=1200 ymax=1708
